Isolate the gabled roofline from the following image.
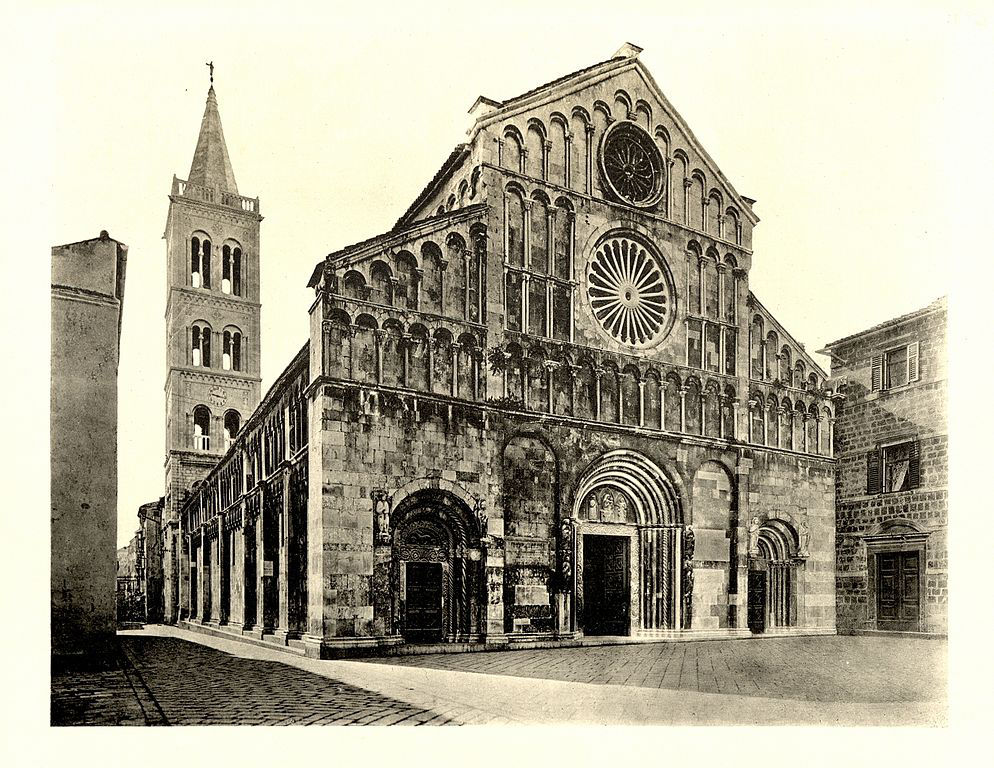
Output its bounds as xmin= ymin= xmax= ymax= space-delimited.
xmin=748 ymin=291 xmax=828 ymax=380
xmin=464 ymin=52 xmax=759 ymax=226
xmin=819 ymin=297 xmax=947 ymax=353
xmin=393 ymin=144 xmax=472 ymax=229
xmin=308 ymin=203 xmax=487 ymax=288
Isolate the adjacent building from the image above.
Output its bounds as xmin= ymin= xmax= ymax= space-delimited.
xmin=823 ymin=298 xmax=947 ymax=635
xmin=162 ymin=45 xmax=839 ymax=658
xmin=51 ymin=231 xmax=128 ymax=658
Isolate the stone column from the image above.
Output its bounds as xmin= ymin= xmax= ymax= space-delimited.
xmin=276 ymin=470 xmax=291 ymax=643
xmin=733 ymin=456 xmax=753 ymax=630
xmin=177 ymin=523 xmax=189 ymax=622
xmin=200 ymin=531 xmax=211 ymax=625
xmin=638 ymin=379 xmax=645 ymax=426
xmin=679 ymin=386 xmax=687 ymax=433
xmin=585 ymin=124 xmax=595 ymax=193
xmin=594 ymin=367 xmax=603 ymax=421
xmin=252 ymin=486 xmax=267 ymax=637
xmin=373 ymin=329 xmax=384 ymax=385
xmin=240 ymin=513 xmax=254 ymax=629
xmin=216 ymin=513 xmax=227 ymax=625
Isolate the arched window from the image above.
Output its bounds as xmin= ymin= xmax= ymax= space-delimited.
xmin=704 ymin=254 xmax=719 ymax=318
xmin=687 ymin=245 xmax=702 ymax=315
xmin=370 ymin=260 xmax=393 ymax=307
xmin=502 ymin=128 xmax=522 ymax=172
xmin=192 ymin=323 xmax=212 ymax=368
xmin=193 ymin=406 xmax=211 ymax=451
xmin=191 ymin=236 xmax=211 ymax=289
xmin=445 ymin=235 xmax=466 ymax=319
xmin=553 ymin=198 xmax=572 ymax=280
xmin=224 ymin=410 xmax=241 ymax=450
xmin=530 ymin=193 xmax=550 ymax=273
xmin=506 ymin=188 xmax=526 ymax=268
xmin=750 ymin=398 xmax=765 ymax=444
xmin=779 ymin=347 xmax=793 ymax=386
xmin=469 ymin=230 xmax=485 ymax=323
xmin=222 ymin=328 xmax=242 ymax=371
xmin=750 ymin=317 xmax=765 ymax=380
xmin=222 ymin=245 xmax=232 ymax=294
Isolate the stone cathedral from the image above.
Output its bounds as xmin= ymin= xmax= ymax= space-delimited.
xmin=163 ymin=45 xmax=838 ymax=658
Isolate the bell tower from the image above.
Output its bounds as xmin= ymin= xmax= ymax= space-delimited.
xmin=161 ymin=82 xmax=262 ymax=623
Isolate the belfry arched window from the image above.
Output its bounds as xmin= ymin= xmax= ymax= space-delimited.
xmin=193 ymin=405 xmax=212 ymax=451
xmin=223 ymin=410 xmax=240 ymax=450
xmin=191 ymin=236 xmax=211 ymax=289
xmin=222 ymin=328 xmax=242 ymax=371
xmin=192 ymin=323 xmax=212 ymax=368
xmin=222 ymin=244 xmax=242 ymax=296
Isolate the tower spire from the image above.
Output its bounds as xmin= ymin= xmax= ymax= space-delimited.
xmin=187 ymin=78 xmax=238 ymax=194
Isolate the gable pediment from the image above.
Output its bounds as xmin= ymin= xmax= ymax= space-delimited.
xmin=469 ymin=53 xmax=758 ymax=225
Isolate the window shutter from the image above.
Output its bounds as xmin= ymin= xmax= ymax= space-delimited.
xmin=870 ymin=354 xmax=883 ymax=391
xmin=908 ymin=440 xmax=921 ymax=489
xmin=908 ymin=342 xmax=920 ymax=382
xmin=866 ymin=449 xmax=881 ymax=494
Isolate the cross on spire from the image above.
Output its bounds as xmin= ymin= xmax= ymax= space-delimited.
xmin=206 ymin=61 xmax=214 ymax=85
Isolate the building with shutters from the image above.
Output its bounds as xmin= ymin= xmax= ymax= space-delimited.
xmin=168 ymin=44 xmax=840 ymax=658
xmin=821 ymin=297 xmax=947 ymax=636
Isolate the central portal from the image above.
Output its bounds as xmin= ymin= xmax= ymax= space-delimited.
xmin=404 ymin=561 xmax=443 ymax=643
xmin=583 ymin=534 xmax=630 ymax=636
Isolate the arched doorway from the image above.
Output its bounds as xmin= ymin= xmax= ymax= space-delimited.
xmin=747 ymin=519 xmax=799 ymax=634
xmin=572 ymin=450 xmax=684 ymax=636
xmin=391 ymin=490 xmax=483 ymax=644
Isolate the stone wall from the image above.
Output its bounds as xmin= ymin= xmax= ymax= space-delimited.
xmin=302 ymin=378 xmax=836 ymax=655
xmin=51 ymin=233 xmax=127 ymax=658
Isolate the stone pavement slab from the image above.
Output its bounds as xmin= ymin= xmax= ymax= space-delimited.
xmin=131 ymin=627 xmax=945 ymax=726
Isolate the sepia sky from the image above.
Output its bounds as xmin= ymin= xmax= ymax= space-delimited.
xmin=27 ymin=0 xmax=986 ymax=546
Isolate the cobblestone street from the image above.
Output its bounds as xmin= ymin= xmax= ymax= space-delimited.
xmin=51 ymin=627 xmax=946 ymax=726
xmin=362 ymin=634 xmax=946 ymax=703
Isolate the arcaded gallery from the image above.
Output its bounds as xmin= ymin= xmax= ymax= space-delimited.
xmin=164 ymin=44 xmax=838 ymax=658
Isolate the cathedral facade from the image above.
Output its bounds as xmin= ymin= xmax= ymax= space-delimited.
xmin=167 ymin=45 xmax=837 ymax=657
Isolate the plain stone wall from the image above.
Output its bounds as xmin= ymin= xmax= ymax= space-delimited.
xmin=51 ymin=234 xmax=126 ymax=657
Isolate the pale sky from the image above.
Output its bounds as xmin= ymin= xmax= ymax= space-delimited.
xmin=21 ymin=1 xmax=988 ymax=546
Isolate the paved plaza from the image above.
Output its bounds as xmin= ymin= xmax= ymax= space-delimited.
xmin=51 ymin=627 xmax=946 ymax=726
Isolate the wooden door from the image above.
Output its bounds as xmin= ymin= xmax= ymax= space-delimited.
xmin=877 ymin=551 xmax=920 ymax=631
xmin=404 ymin=561 xmax=444 ymax=642
xmin=582 ymin=535 xmax=630 ymax=636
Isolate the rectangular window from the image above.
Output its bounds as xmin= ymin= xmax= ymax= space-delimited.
xmin=505 ymin=271 xmax=523 ymax=332
xmin=705 ymin=323 xmax=721 ymax=372
xmin=724 ymin=328 xmax=737 ymax=376
xmin=868 ymin=439 xmax=920 ymax=494
xmin=885 ymin=346 xmax=908 ymax=388
xmin=687 ymin=319 xmax=702 ymax=369
xmin=528 ymin=277 xmax=547 ymax=337
xmin=872 ymin=342 xmax=920 ymax=391
xmin=551 ymin=283 xmax=571 ymax=341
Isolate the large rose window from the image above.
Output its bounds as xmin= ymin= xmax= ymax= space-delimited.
xmin=587 ymin=235 xmax=673 ymax=347
xmin=599 ymin=121 xmax=664 ymax=208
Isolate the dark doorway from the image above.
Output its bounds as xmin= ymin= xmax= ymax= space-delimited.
xmin=747 ymin=568 xmax=767 ymax=634
xmin=582 ymin=535 xmax=630 ymax=636
xmin=404 ymin=561 xmax=444 ymax=643
xmin=877 ymin=550 xmax=920 ymax=631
